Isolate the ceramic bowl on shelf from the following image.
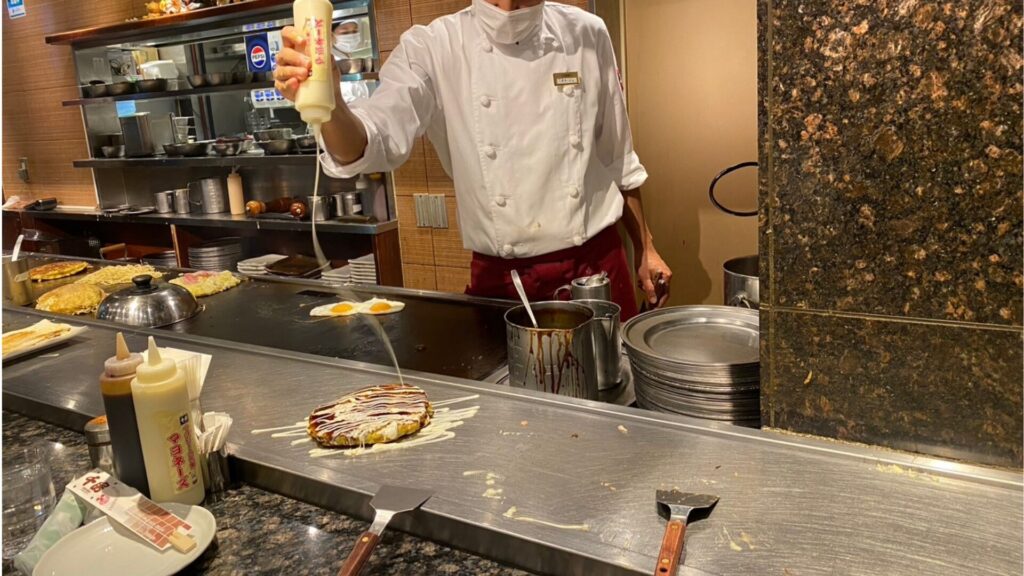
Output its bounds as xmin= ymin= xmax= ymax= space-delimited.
xmin=101 ymin=145 xmax=125 ymax=159
xmin=187 ymin=74 xmax=206 ymax=88
xmin=107 ymin=81 xmax=136 ymax=96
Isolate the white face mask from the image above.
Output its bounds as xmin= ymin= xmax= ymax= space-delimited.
xmin=334 ymin=33 xmax=362 ymax=54
xmin=473 ymin=0 xmax=544 ymax=45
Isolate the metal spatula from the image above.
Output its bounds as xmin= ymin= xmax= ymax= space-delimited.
xmin=654 ymin=489 xmax=719 ymax=575
xmin=338 ymin=484 xmax=434 ymax=576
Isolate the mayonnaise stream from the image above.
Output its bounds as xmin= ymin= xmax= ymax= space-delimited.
xmin=310 ymin=135 xmax=404 ymax=385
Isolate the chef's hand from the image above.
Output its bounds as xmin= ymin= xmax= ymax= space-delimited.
xmin=274 ymin=26 xmax=341 ymax=102
xmin=637 ymin=245 xmax=672 ymax=307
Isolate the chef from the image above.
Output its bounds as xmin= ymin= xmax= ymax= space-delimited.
xmin=274 ymin=0 xmax=671 ymax=319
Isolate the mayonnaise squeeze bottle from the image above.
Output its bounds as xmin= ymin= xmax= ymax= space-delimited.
xmin=132 ymin=337 xmax=205 ymax=505
xmin=293 ymin=0 xmax=337 ymax=136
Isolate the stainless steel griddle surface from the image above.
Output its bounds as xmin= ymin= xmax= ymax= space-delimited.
xmin=3 ymin=253 xmax=512 ymax=380
xmin=3 ymin=309 xmax=1022 ymax=576
xmin=164 ymin=281 xmax=511 ymax=380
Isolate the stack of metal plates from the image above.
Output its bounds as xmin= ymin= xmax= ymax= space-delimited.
xmin=188 ymin=237 xmax=242 ymax=271
xmin=623 ymin=306 xmax=760 ymax=427
xmin=142 ymin=250 xmax=178 ymax=268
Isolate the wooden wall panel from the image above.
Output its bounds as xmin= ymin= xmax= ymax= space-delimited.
xmin=395 ymin=196 xmax=435 ymax=265
xmin=410 ymin=0 xmax=470 ymax=26
xmin=1 ymin=0 xmax=143 ymax=206
xmin=403 ymin=263 xmax=438 ymax=290
xmin=374 ymin=0 xmax=412 ymax=53
xmin=435 ymin=265 xmax=471 ymax=293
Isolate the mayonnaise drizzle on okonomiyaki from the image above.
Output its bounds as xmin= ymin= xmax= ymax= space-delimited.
xmin=307 ymin=384 xmax=433 ymax=447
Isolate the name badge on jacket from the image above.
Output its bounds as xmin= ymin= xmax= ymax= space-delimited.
xmin=553 ymin=72 xmax=581 ymax=87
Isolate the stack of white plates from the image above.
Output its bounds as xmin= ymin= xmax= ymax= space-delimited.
xmin=348 ymin=254 xmax=377 ymax=285
xmin=623 ymin=306 xmax=760 ymax=427
xmin=237 ymin=254 xmax=288 ymax=276
xmin=188 ymin=238 xmax=242 ymax=271
xmin=321 ymin=265 xmax=352 ymax=284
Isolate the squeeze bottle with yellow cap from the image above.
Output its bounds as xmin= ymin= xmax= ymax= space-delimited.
xmin=100 ymin=333 xmax=149 ymax=496
xmin=293 ymin=0 xmax=336 ymax=136
xmin=132 ymin=337 xmax=205 ymax=505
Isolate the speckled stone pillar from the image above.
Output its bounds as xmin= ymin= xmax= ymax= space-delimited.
xmin=758 ymin=0 xmax=1022 ymax=467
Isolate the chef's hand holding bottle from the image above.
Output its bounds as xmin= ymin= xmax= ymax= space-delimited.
xmin=274 ymin=25 xmax=369 ymax=164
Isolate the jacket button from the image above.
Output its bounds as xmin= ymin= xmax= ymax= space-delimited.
xmin=569 ymin=135 xmax=581 ymax=149
xmin=561 ymin=85 xmax=574 ymax=96
xmin=483 ymin=146 xmax=497 ymax=159
xmin=568 ymin=186 xmax=580 ymax=199
xmin=481 ymin=42 xmax=493 ymax=53
xmin=479 ymin=95 xmax=491 ymax=108
xmin=495 ymin=196 xmax=506 ymax=207
xmin=573 ymin=235 xmax=584 ymax=246
xmin=502 ymin=244 xmax=514 ymax=257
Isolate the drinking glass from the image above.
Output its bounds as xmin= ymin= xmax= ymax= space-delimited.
xmin=2 ymin=445 xmax=56 ymax=559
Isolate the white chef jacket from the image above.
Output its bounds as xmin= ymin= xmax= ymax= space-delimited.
xmin=321 ymin=3 xmax=647 ymax=259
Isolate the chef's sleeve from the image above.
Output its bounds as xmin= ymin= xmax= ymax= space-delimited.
xmin=320 ymin=28 xmax=437 ymax=178
xmin=594 ymin=24 xmax=648 ymax=191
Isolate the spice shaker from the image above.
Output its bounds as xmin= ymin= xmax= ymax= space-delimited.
xmin=84 ymin=416 xmax=115 ymax=474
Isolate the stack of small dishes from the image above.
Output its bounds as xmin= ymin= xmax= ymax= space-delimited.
xmin=321 ymin=265 xmax=352 ymax=286
xmin=622 ymin=305 xmax=761 ymax=427
xmin=237 ymin=254 xmax=288 ymax=276
xmin=188 ymin=238 xmax=242 ymax=271
xmin=348 ymin=254 xmax=377 ymax=285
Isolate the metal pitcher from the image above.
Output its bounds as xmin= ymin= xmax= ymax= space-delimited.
xmin=172 ymin=188 xmax=192 ymax=214
xmin=575 ymin=299 xmax=622 ymax=390
xmin=724 ymin=255 xmax=759 ymax=309
xmin=505 ymin=301 xmax=598 ymax=400
xmin=189 ymin=178 xmax=227 ymax=214
xmin=554 ymin=272 xmax=611 ymax=301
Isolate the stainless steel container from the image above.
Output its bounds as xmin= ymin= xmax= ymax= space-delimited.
xmin=339 ymin=192 xmax=362 ymax=216
xmin=575 ymin=299 xmax=622 ymax=390
xmin=724 ymin=255 xmax=759 ymax=309
xmin=154 ymin=190 xmax=175 ymax=214
xmin=190 ymin=178 xmax=227 ymax=214
xmin=172 ymin=188 xmax=191 ymax=214
xmin=554 ymin=273 xmax=611 ymax=301
xmin=306 ymin=195 xmax=333 ymax=222
xmin=96 ymin=274 xmax=200 ymax=328
xmin=505 ymin=301 xmax=598 ymax=400
xmin=118 ymin=113 xmax=154 ymax=157
xmin=84 ymin=415 xmax=115 ymax=474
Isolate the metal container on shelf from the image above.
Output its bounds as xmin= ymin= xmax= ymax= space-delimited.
xmin=339 ymin=192 xmax=362 ymax=216
xmin=505 ymin=301 xmax=598 ymax=400
xmin=118 ymin=113 xmax=154 ymax=157
xmin=153 ymin=191 xmax=175 ymax=214
xmin=305 ymin=195 xmax=334 ymax=222
xmin=189 ymin=178 xmax=227 ymax=214
xmin=172 ymin=188 xmax=191 ymax=214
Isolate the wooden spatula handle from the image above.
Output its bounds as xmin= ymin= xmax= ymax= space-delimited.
xmin=654 ymin=519 xmax=687 ymax=576
xmin=338 ymin=531 xmax=380 ymax=576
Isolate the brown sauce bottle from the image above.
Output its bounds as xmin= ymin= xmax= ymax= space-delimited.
xmin=99 ymin=333 xmax=149 ymax=496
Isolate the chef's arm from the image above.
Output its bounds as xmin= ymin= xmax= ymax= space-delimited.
xmin=276 ymin=26 xmax=436 ymax=173
xmin=621 ymin=187 xmax=672 ymax=307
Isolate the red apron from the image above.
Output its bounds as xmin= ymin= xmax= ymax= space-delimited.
xmin=465 ymin=225 xmax=639 ymax=320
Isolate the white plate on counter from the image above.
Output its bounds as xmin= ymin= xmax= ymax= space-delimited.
xmin=33 ymin=503 xmax=216 ymax=576
xmin=2 ymin=324 xmax=87 ymax=363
